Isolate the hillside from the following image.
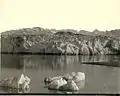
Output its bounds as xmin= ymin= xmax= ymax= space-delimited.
xmin=1 ymin=27 xmax=120 ymax=55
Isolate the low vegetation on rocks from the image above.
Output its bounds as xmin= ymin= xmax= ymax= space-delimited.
xmin=1 ymin=27 xmax=120 ymax=55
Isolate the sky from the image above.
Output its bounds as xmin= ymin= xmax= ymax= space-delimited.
xmin=0 ymin=0 xmax=120 ymax=32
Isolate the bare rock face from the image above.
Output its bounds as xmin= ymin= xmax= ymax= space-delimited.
xmin=65 ymin=43 xmax=79 ymax=55
xmin=1 ymin=27 xmax=53 ymax=53
xmin=80 ymin=42 xmax=90 ymax=55
xmin=42 ymin=41 xmax=79 ymax=55
xmin=1 ymin=28 xmax=120 ymax=55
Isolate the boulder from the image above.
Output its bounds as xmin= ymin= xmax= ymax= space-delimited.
xmin=51 ymin=76 xmax=63 ymax=81
xmin=48 ymin=78 xmax=67 ymax=90
xmin=63 ymin=72 xmax=76 ymax=81
xmin=72 ymin=72 xmax=85 ymax=82
xmin=44 ymin=76 xmax=62 ymax=84
xmin=0 ymin=74 xmax=31 ymax=90
xmin=75 ymin=80 xmax=85 ymax=89
xmin=44 ymin=72 xmax=85 ymax=92
xmin=59 ymin=80 xmax=79 ymax=91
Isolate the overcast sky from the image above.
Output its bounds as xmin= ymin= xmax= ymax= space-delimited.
xmin=0 ymin=0 xmax=120 ymax=32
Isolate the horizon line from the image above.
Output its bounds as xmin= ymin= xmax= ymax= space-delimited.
xmin=1 ymin=26 xmax=120 ymax=33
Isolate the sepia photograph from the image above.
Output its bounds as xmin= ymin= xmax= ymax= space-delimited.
xmin=0 ymin=0 xmax=120 ymax=95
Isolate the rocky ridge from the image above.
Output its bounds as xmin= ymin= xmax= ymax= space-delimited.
xmin=1 ymin=27 xmax=120 ymax=55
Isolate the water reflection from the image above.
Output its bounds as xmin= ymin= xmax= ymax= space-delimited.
xmin=1 ymin=54 xmax=120 ymax=70
xmin=1 ymin=54 xmax=120 ymax=93
xmin=1 ymin=54 xmax=24 ymax=69
xmin=0 ymin=87 xmax=30 ymax=93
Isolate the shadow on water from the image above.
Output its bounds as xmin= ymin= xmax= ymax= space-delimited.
xmin=81 ymin=55 xmax=120 ymax=67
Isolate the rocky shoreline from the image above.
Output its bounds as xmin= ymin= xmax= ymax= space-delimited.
xmin=1 ymin=27 xmax=120 ymax=55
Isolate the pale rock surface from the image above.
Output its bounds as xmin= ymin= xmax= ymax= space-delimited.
xmin=73 ymin=72 xmax=85 ymax=82
xmin=59 ymin=80 xmax=79 ymax=91
xmin=48 ymin=78 xmax=67 ymax=90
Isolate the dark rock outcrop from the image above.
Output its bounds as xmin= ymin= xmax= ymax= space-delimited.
xmin=1 ymin=27 xmax=53 ymax=53
xmin=1 ymin=27 xmax=120 ymax=55
xmin=0 ymin=74 xmax=31 ymax=93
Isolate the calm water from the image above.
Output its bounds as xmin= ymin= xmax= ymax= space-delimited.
xmin=0 ymin=54 xmax=120 ymax=94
